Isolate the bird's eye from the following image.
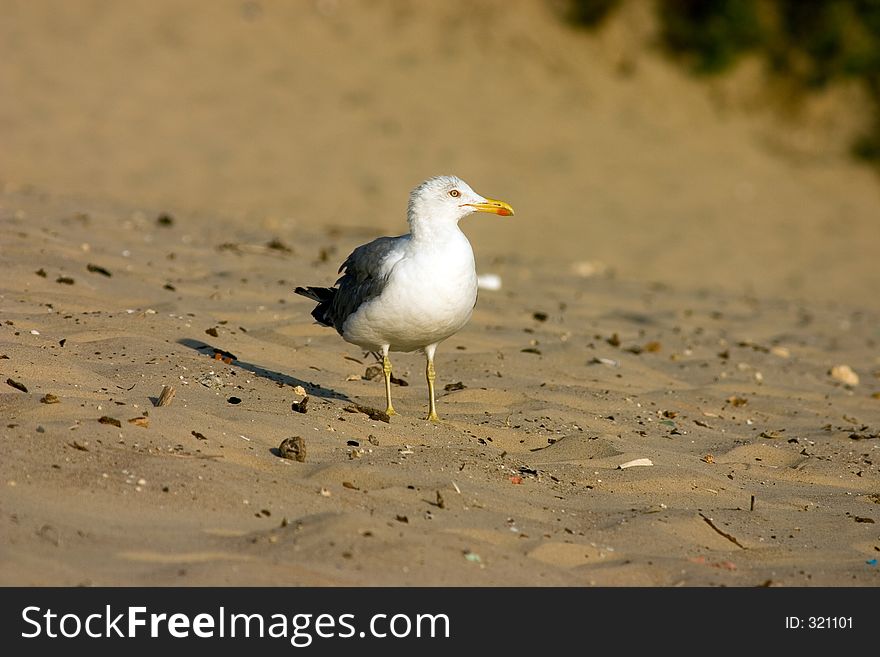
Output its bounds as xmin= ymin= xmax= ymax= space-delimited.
xmin=449 ymin=189 xmax=461 ymax=198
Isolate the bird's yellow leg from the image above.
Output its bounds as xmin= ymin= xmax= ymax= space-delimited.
xmin=425 ymin=348 xmax=440 ymax=422
xmin=382 ymin=352 xmax=397 ymax=416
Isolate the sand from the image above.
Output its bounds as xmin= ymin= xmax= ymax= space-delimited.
xmin=1 ymin=0 xmax=878 ymax=586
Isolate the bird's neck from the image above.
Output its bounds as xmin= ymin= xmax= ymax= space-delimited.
xmin=408 ymin=216 xmax=465 ymax=245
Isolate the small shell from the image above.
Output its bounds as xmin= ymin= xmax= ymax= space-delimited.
xmin=618 ymin=458 xmax=653 ymax=469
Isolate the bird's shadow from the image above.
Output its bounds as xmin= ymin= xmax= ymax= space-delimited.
xmin=176 ymin=338 xmax=352 ymax=402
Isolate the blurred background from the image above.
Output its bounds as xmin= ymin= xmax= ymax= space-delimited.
xmin=1 ymin=0 xmax=878 ymax=304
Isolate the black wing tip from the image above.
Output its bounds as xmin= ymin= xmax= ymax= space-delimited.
xmin=293 ymin=286 xmax=337 ymax=328
xmin=294 ymin=286 xmax=335 ymax=302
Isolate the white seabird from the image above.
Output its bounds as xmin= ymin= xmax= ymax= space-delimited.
xmin=295 ymin=175 xmax=514 ymax=421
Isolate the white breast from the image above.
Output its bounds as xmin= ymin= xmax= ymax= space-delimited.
xmin=341 ymin=231 xmax=478 ymax=352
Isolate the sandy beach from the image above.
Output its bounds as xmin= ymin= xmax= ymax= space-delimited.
xmin=1 ymin=0 xmax=878 ymax=586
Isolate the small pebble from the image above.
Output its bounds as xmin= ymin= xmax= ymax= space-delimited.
xmin=570 ymin=260 xmax=607 ymax=278
xmin=6 ymin=379 xmax=28 ymax=393
xmin=291 ymin=396 xmax=308 ymax=413
xmin=278 ymin=436 xmax=306 ymax=462
xmin=830 ymin=365 xmax=859 ymax=386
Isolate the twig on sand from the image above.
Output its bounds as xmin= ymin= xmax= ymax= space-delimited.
xmin=343 ymin=404 xmax=390 ymax=423
xmin=699 ymin=512 xmax=746 ymax=549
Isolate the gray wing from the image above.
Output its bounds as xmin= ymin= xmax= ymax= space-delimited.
xmin=325 ymin=235 xmax=406 ymax=333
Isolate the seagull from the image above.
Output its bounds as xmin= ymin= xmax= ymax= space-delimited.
xmin=295 ymin=175 xmax=514 ymax=421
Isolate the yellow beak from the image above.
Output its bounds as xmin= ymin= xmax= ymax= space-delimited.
xmin=464 ymin=197 xmax=515 ymax=217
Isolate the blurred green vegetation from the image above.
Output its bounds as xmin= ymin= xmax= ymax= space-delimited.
xmin=570 ymin=0 xmax=880 ymax=163
xmin=569 ymin=0 xmax=621 ymax=26
xmin=659 ymin=0 xmax=764 ymax=74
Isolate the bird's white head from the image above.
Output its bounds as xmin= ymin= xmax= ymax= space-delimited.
xmin=407 ymin=175 xmax=514 ymax=231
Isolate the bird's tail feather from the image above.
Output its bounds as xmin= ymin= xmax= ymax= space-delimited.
xmin=294 ymin=286 xmax=336 ymax=327
xmin=294 ymin=286 xmax=333 ymax=303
